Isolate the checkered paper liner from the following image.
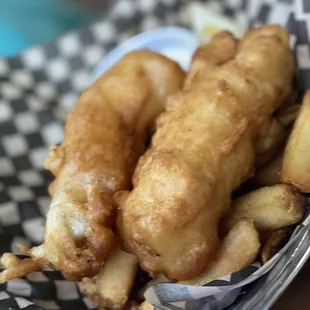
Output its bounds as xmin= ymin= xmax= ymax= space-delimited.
xmin=1 ymin=0 xmax=310 ymax=309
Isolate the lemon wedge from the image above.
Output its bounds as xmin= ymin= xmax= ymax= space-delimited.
xmin=186 ymin=2 xmax=246 ymax=44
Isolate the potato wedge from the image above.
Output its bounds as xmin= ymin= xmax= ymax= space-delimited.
xmin=274 ymin=104 xmax=300 ymax=128
xmin=281 ymin=91 xmax=310 ymax=192
xmin=223 ymin=184 xmax=304 ymax=233
xmin=179 ymin=219 xmax=260 ymax=285
xmin=254 ymin=153 xmax=283 ymax=187
xmin=261 ymin=227 xmax=293 ymax=264
xmin=96 ymin=245 xmax=138 ymax=310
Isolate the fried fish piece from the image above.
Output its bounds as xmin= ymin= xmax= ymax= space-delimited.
xmin=0 ymin=50 xmax=184 ymax=282
xmin=117 ymin=25 xmax=294 ymax=280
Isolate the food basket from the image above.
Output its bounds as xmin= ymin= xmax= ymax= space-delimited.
xmin=1 ymin=0 xmax=310 ymax=309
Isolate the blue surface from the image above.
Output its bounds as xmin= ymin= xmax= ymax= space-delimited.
xmin=0 ymin=0 xmax=96 ymax=56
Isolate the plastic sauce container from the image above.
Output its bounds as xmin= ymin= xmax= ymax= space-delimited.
xmin=90 ymin=27 xmax=198 ymax=83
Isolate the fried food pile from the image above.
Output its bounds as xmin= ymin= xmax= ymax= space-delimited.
xmin=117 ymin=25 xmax=294 ymax=280
xmin=2 ymin=24 xmax=310 ymax=310
xmin=0 ymin=50 xmax=185 ymax=282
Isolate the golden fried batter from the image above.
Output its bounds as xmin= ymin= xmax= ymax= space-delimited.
xmin=0 ymin=253 xmax=42 ymax=283
xmin=0 ymin=50 xmax=184 ymax=282
xmin=117 ymin=26 xmax=294 ymax=280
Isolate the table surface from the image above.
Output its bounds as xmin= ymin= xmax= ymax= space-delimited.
xmin=271 ymin=258 xmax=310 ymax=310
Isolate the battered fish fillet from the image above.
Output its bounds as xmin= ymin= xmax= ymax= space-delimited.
xmin=117 ymin=25 xmax=294 ymax=281
xmin=0 ymin=50 xmax=184 ymax=282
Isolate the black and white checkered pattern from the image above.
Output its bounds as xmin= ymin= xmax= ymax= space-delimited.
xmin=1 ymin=0 xmax=310 ymax=309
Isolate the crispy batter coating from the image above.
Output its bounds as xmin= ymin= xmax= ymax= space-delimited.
xmin=79 ymin=277 xmax=101 ymax=308
xmin=117 ymin=26 xmax=294 ymax=280
xmin=0 ymin=253 xmax=42 ymax=283
xmin=0 ymin=51 xmax=184 ymax=282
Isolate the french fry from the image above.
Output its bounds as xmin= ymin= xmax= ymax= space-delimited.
xmin=254 ymin=153 xmax=283 ymax=187
xmin=274 ymin=104 xmax=300 ymax=128
xmin=281 ymin=91 xmax=310 ymax=192
xmin=96 ymin=245 xmax=138 ymax=310
xmin=255 ymin=118 xmax=287 ymax=167
xmin=179 ymin=219 xmax=260 ymax=285
xmin=223 ymin=184 xmax=305 ymax=233
xmin=261 ymin=227 xmax=293 ymax=264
